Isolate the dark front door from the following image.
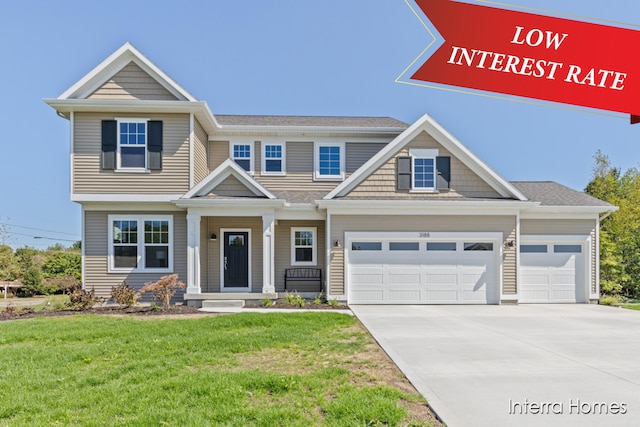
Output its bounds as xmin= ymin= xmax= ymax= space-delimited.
xmin=223 ymin=232 xmax=249 ymax=289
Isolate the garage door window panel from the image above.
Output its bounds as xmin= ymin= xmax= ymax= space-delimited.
xmin=554 ymin=245 xmax=582 ymax=253
xmin=464 ymin=242 xmax=494 ymax=251
xmin=351 ymin=242 xmax=382 ymax=251
xmin=520 ymin=244 xmax=547 ymax=253
xmin=390 ymin=242 xmax=419 ymax=251
xmin=427 ymin=242 xmax=457 ymax=251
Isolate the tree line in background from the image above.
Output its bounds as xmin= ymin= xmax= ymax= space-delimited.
xmin=585 ymin=151 xmax=640 ymax=299
xmin=0 ymin=242 xmax=81 ymax=296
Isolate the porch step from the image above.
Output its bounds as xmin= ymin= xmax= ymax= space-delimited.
xmin=202 ymin=299 xmax=245 ymax=309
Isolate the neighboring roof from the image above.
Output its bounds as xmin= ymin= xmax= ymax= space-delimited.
xmin=57 ymin=42 xmax=197 ymax=102
xmin=511 ymin=181 xmax=615 ymax=207
xmin=214 ymin=115 xmax=409 ymax=129
xmin=325 ymin=113 xmax=529 ymax=201
xmin=272 ymin=190 xmax=330 ymax=204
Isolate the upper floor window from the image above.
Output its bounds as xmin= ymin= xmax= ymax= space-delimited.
xmin=262 ymin=143 xmax=285 ymax=175
xmin=230 ymin=142 xmax=254 ymax=173
xmin=410 ymin=149 xmax=438 ymax=192
xmin=314 ymin=142 xmax=345 ymax=181
xmin=101 ymin=119 xmax=162 ymax=172
xmin=119 ymin=120 xmax=147 ymax=169
xmin=109 ymin=215 xmax=173 ymax=273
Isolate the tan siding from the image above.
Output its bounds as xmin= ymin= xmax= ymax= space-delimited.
xmin=592 ymin=228 xmax=597 ymax=295
xmin=209 ymin=141 xmax=229 ymax=170
xmin=329 ymin=215 xmax=516 ymax=296
xmin=74 ymin=112 xmax=190 ymax=194
xmin=273 ymin=220 xmax=326 ymax=292
xmin=88 ymin=62 xmax=178 ymax=100
xmin=210 ymin=176 xmax=256 ymax=197
xmin=193 ymin=118 xmax=209 ymax=185
xmin=84 ymin=210 xmax=187 ymax=299
xmin=255 ymin=141 xmax=261 ymax=173
xmin=347 ymin=131 xmax=502 ymax=198
xmin=520 ymin=219 xmax=595 ymax=235
xmin=202 ymin=217 xmax=263 ymax=293
xmin=346 ymin=142 xmax=387 ymax=173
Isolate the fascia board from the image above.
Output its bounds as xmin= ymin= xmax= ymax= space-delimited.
xmin=173 ymin=199 xmax=285 ymax=210
xmin=213 ymin=125 xmax=406 ymax=135
xmin=82 ymin=202 xmax=183 ymax=212
xmin=71 ymin=193 xmax=184 ymax=202
xmin=316 ymin=199 xmax=538 ymax=215
xmin=521 ymin=205 xmax=618 ymax=215
xmin=183 ymin=159 xmax=276 ymax=199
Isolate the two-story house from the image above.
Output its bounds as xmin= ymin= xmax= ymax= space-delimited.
xmin=45 ymin=43 xmax=616 ymax=305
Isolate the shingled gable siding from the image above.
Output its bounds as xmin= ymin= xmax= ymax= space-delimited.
xmin=193 ymin=118 xmax=209 ymax=185
xmin=73 ymin=112 xmax=190 ymax=194
xmin=203 ymin=216 xmax=263 ymax=293
xmin=329 ymin=215 xmax=517 ymax=297
xmin=87 ymin=62 xmax=178 ymax=101
xmin=346 ymin=131 xmax=502 ymax=198
xmin=520 ymin=219 xmax=598 ymax=295
xmin=84 ymin=210 xmax=187 ymax=299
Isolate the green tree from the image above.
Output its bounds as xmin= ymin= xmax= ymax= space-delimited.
xmin=0 ymin=245 xmax=18 ymax=281
xmin=585 ymin=151 xmax=640 ymax=298
xmin=42 ymin=251 xmax=82 ymax=281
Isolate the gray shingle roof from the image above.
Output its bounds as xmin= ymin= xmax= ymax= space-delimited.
xmin=214 ymin=115 xmax=409 ymax=129
xmin=272 ymin=190 xmax=329 ymax=204
xmin=511 ymin=181 xmax=614 ymax=207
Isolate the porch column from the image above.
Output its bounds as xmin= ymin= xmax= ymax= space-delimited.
xmin=186 ymin=213 xmax=201 ymax=294
xmin=262 ymin=214 xmax=276 ymax=293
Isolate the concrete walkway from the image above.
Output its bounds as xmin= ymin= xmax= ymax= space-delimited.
xmin=351 ymin=304 xmax=640 ymax=427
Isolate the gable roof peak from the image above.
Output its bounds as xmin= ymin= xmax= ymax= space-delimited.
xmin=57 ymin=42 xmax=197 ymax=102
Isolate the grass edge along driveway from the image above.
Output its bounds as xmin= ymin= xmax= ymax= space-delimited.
xmin=0 ymin=312 xmax=440 ymax=426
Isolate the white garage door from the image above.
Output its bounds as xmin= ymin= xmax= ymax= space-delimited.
xmin=519 ymin=242 xmax=586 ymax=303
xmin=348 ymin=234 xmax=500 ymax=304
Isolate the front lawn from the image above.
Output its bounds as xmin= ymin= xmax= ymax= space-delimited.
xmin=0 ymin=313 xmax=438 ymax=426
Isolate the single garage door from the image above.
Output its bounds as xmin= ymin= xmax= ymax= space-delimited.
xmin=347 ymin=234 xmax=500 ymax=304
xmin=519 ymin=241 xmax=586 ymax=303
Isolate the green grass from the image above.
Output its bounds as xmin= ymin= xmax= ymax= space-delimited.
xmin=620 ymin=304 xmax=640 ymax=311
xmin=0 ymin=313 xmax=429 ymax=426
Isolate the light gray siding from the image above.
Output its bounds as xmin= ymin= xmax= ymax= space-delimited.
xmin=84 ymin=210 xmax=187 ymax=299
xmin=193 ymin=118 xmax=209 ymax=185
xmin=87 ymin=62 xmax=178 ymax=101
xmin=346 ymin=142 xmax=387 ymax=173
xmin=330 ymin=214 xmax=517 ymax=296
xmin=73 ymin=112 xmax=190 ymax=194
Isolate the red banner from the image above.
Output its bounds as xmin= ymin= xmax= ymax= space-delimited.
xmin=411 ymin=0 xmax=640 ymax=123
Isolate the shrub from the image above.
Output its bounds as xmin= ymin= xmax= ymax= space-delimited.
xmin=600 ymin=295 xmax=622 ymax=306
xmin=66 ymin=283 xmax=104 ymax=310
xmin=20 ymin=266 xmax=46 ymax=296
xmin=284 ymin=292 xmax=305 ymax=307
xmin=327 ymin=299 xmax=340 ymax=308
xmin=43 ymin=275 xmax=79 ymax=294
xmin=261 ymin=297 xmax=273 ymax=307
xmin=313 ymin=292 xmax=325 ymax=305
xmin=110 ymin=281 xmax=139 ymax=307
xmin=137 ymin=274 xmax=186 ymax=310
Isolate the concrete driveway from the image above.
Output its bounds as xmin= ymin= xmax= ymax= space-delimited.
xmin=351 ymin=304 xmax=640 ymax=427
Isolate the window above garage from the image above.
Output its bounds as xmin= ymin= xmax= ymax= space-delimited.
xmin=397 ymin=150 xmax=450 ymax=192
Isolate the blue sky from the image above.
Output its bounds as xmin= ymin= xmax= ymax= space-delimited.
xmin=1 ymin=0 xmax=639 ymax=249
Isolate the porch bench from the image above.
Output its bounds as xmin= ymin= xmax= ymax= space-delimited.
xmin=284 ymin=268 xmax=322 ymax=293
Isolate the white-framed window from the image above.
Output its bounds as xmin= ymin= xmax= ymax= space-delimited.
xmin=117 ymin=118 xmax=148 ymax=170
xmin=410 ymin=149 xmax=438 ymax=192
xmin=230 ymin=141 xmax=254 ymax=173
xmin=314 ymin=141 xmax=345 ymax=181
xmin=291 ymin=227 xmax=317 ymax=266
xmin=108 ymin=215 xmax=173 ymax=273
xmin=261 ymin=142 xmax=286 ymax=175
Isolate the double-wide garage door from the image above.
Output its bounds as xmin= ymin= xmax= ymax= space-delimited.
xmin=347 ymin=233 xmax=500 ymax=304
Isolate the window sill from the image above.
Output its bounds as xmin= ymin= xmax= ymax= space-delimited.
xmin=291 ymin=262 xmax=317 ymax=267
xmin=113 ymin=168 xmax=150 ymax=174
xmin=409 ymin=189 xmax=438 ymax=193
xmin=261 ymin=172 xmax=286 ymax=177
xmin=313 ymin=175 xmax=344 ymax=182
xmin=108 ymin=268 xmax=173 ymax=274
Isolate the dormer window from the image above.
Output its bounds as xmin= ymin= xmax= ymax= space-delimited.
xmin=410 ymin=149 xmax=438 ymax=192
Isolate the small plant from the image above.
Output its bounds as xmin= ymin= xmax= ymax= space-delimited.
xmin=600 ymin=295 xmax=622 ymax=306
xmin=110 ymin=281 xmax=139 ymax=307
xmin=150 ymin=302 xmax=160 ymax=311
xmin=261 ymin=297 xmax=274 ymax=307
xmin=327 ymin=299 xmax=340 ymax=308
xmin=284 ymin=292 xmax=296 ymax=304
xmin=293 ymin=294 xmax=306 ymax=308
xmin=65 ymin=283 xmax=104 ymax=310
xmin=313 ymin=292 xmax=325 ymax=305
xmin=137 ymin=274 xmax=186 ymax=310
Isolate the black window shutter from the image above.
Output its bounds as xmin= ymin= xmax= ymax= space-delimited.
xmin=397 ymin=156 xmax=412 ymax=190
xmin=436 ymin=156 xmax=451 ymax=190
xmin=147 ymin=120 xmax=163 ymax=170
xmin=101 ymin=120 xmax=117 ymax=170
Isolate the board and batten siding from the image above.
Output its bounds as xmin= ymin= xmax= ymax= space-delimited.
xmin=329 ymin=215 xmax=517 ymax=297
xmin=347 ymin=131 xmax=502 ymax=198
xmin=87 ymin=62 xmax=179 ymax=101
xmin=73 ymin=112 xmax=190 ymax=194
xmin=520 ymin=219 xmax=598 ymax=295
xmin=193 ymin=118 xmax=209 ymax=185
xmin=274 ymin=220 xmax=326 ymax=292
xmin=84 ymin=210 xmax=187 ymax=299
xmin=202 ymin=217 xmax=263 ymax=293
